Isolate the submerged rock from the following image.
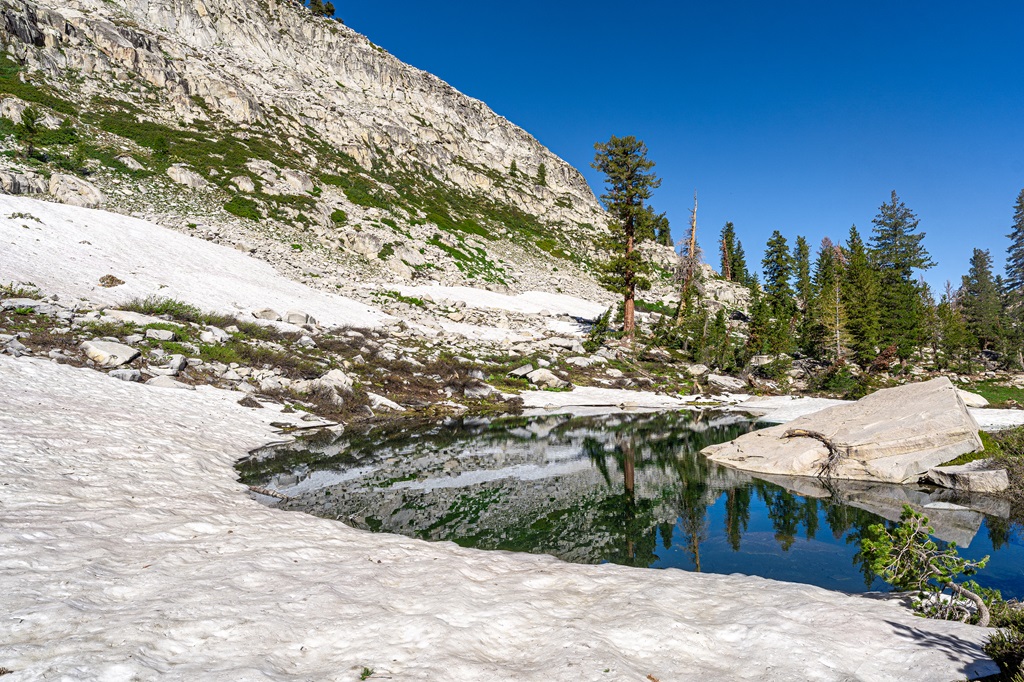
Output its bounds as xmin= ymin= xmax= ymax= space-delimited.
xmin=703 ymin=377 xmax=983 ymax=484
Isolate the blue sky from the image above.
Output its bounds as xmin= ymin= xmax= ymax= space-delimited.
xmin=338 ymin=1 xmax=1024 ymax=290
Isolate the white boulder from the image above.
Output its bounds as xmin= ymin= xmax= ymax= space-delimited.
xmin=80 ymin=340 xmax=139 ymax=368
xmin=704 ymin=377 xmax=983 ymax=484
xmin=49 ymin=174 xmax=104 ymax=208
xmin=166 ymin=165 xmax=209 ymax=189
xmin=924 ymin=459 xmax=1010 ymax=493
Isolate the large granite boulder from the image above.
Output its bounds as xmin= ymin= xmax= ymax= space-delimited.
xmin=703 ymin=377 xmax=983 ymax=484
xmin=924 ymin=459 xmax=1010 ymax=493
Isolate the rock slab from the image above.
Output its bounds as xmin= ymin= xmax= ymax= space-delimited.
xmin=924 ymin=459 xmax=1010 ymax=493
xmin=703 ymin=377 xmax=983 ymax=484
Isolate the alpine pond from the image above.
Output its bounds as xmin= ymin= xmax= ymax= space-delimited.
xmin=239 ymin=410 xmax=1024 ymax=597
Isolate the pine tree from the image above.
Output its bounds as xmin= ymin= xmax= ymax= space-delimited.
xmin=509 ymin=159 xmax=518 ymax=178
xmin=793 ymin=236 xmax=812 ymax=353
xmin=536 ymin=162 xmax=547 ymax=186
xmin=720 ymin=222 xmax=737 ymax=280
xmin=592 ymin=135 xmax=661 ymax=338
xmin=960 ymin=248 xmax=1003 ymax=351
xmin=809 ymin=238 xmax=849 ymax=360
xmin=762 ymin=231 xmax=795 ymax=315
xmin=1005 ymin=189 xmax=1024 ymax=293
xmin=937 ymin=288 xmax=975 ymax=371
xmin=842 ymin=225 xmax=880 ymax=364
xmin=732 ymin=240 xmax=750 ymax=286
xmin=760 ymin=230 xmax=796 ymax=353
xmin=870 ymin=191 xmax=934 ymax=360
xmin=17 ymin=106 xmax=41 ymax=159
xmin=653 ymin=211 xmax=672 ymax=247
xmin=917 ymin=279 xmax=939 ymax=363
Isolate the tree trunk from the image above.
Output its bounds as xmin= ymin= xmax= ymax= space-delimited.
xmin=624 ymin=291 xmax=636 ymax=338
xmin=950 ymin=581 xmax=990 ymax=627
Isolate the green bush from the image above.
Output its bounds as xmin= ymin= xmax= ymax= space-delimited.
xmin=330 ymin=208 xmax=348 ymax=224
xmin=224 ymin=196 xmax=262 ymax=221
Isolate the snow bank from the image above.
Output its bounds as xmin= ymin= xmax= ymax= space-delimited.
xmin=0 ymin=196 xmax=391 ymax=329
xmin=394 ymin=284 xmax=609 ymax=319
xmin=0 ymin=355 xmax=997 ymax=681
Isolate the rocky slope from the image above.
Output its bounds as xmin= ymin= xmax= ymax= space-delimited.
xmin=0 ymin=0 xmax=636 ymax=297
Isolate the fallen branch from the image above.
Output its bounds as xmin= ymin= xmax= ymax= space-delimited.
xmin=783 ymin=428 xmax=846 ymax=480
xmin=248 ymin=485 xmax=292 ymax=501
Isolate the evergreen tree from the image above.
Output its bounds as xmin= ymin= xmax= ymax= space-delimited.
xmin=937 ymin=288 xmax=975 ymax=371
xmin=509 ymin=159 xmax=518 ymax=178
xmin=1005 ymin=189 xmax=1024 ymax=293
xmin=842 ymin=225 xmax=880 ymax=364
xmin=17 ymin=106 xmax=41 ymax=159
xmin=720 ymin=222 xmax=737 ymax=280
xmin=869 ymin=191 xmax=934 ymax=360
xmin=592 ymin=135 xmax=661 ymax=338
xmin=653 ymin=211 xmax=672 ymax=247
xmin=762 ymin=231 xmax=795 ymax=313
xmin=732 ymin=240 xmax=750 ymax=286
xmin=792 ymin=236 xmax=812 ymax=353
xmin=536 ymin=162 xmax=547 ymax=186
xmin=760 ymin=230 xmax=796 ymax=353
xmin=809 ymin=238 xmax=849 ymax=359
xmin=960 ymin=248 xmax=1003 ymax=351
xmin=917 ymin=279 xmax=939 ymax=363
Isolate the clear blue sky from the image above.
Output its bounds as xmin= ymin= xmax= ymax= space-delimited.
xmin=338 ymin=1 xmax=1024 ymax=290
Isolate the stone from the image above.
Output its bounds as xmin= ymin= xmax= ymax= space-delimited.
xmin=924 ymin=460 xmax=1010 ymax=493
xmin=253 ymin=308 xmax=282 ymax=321
xmin=605 ymin=368 xmax=623 ymax=378
xmin=708 ymin=374 xmax=746 ymax=392
xmin=367 ymin=392 xmax=405 ymax=412
xmin=526 ymin=368 xmax=571 ymax=390
xmin=281 ymin=169 xmax=314 ymax=193
xmin=145 ymin=328 xmax=176 ymax=341
xmin=312 ymin=369 xmax=353 ymax=394
xmin=166 ymin=164 xmax=209 ymax=189
xmin=49 ymin=174 xmax=105 ymax=208
xmin=508 ymin=364 xmax=534 ymax=378
xmin=0 ymin=171 xmax=47 ymax=195
xmin=464 ymin=383 xmax=498 ymax=399
xmin=165 ymin=354 xmax=188 ymax=372
xmin=703 ymin=377 xmax=984 ymax=484
xmin=116 ymin=155 xmax=145 ymax=170
xmin=284 ymin=310 xmax=316 ymax=325
xmin=687 ymin=364 xmax=710 ymax=377
xmin=231 ymin=175 xmax=256 ymax=192
xmin=80 ymin=340 xmax=140 ymax=368
xmin=565 ymin=356 xmax=593 ymax=368
xmin=145 ymin=376 xmax=195 ymax=390
xmin=109 ymin=369 xmax=142 ymax=382
xmin=956 ymin=389 xmax=990 ymax=408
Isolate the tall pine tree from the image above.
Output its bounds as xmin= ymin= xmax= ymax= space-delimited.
xmin=792 ymin=236 xmax=812 ymax=353
xmin=760 ymin=230 xmax=796 ymax=353
xmin=1005 ymin=189 xmax=1024 ymax=293
xmin=842 ymin=225 xmax=880 ymax=364
xmin=869 ymin=191 xmax=934 ymax=360
xmin=592 ymin=135 xmax=661 ymax=338
xmin=960 ymin=248 xmax=1002 ymax=351
xmin=809 ymin=238 xmax=849 ymax=360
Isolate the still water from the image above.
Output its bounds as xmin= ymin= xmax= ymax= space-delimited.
xmin=239 ymin=410 xmax=1024 ymax=598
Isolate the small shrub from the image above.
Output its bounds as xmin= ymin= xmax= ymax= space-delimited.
xmin=330 ymin=208 xmax=348 ymax=224
xmin=224 ymin=196 xmax=262 ymax=221
xmin=98 ymin=274 xmax=125 ymax=288
xmin=985 ymin=623 xmax=1024 ymax=677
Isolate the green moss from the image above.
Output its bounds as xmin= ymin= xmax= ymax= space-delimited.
xmin=377 ymin=243 xmax=395 ymax=260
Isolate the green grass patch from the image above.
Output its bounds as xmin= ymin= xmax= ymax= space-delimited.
xmin=963 ymin=380 xmax=1024 ymax=408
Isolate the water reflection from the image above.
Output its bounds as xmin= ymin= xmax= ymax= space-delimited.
xmin=239 ymin=411 xmax=1024 ymax=597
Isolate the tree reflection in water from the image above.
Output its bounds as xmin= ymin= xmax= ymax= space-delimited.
xmin=242 ymin=409 xmax=1022 ymax=595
